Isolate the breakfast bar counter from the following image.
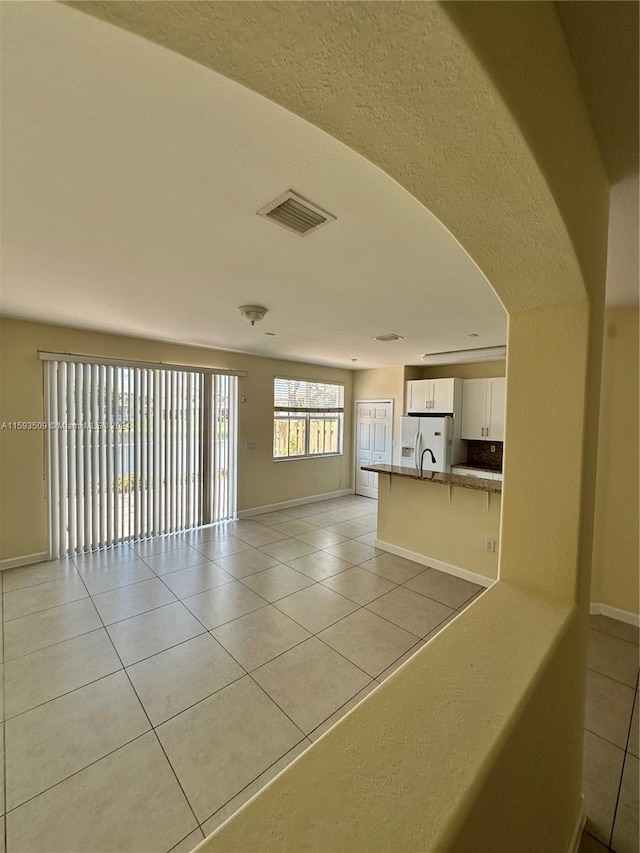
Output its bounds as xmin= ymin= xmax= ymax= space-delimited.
xmin=363 ymin=464 xmax=502 ymax=582
xmin=361 ymin=464 xmax=502 ymax=494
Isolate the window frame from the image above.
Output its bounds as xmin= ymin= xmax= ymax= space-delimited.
xmin=273 ymin=377 xmax=345 ymax=461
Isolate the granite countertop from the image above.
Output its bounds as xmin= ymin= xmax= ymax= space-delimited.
xmin=361 ymin=464 xmax=502 ymax=493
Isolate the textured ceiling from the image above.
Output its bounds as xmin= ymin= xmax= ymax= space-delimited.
xmin=0 ymin=1 xmax=506 ymax=369
xmin=556 ymin=0 xmax=639 ymax=184
xmin=64 ymin=0 xmax=593 ymax=314
xmin=2 ymin=0 xmax=602 ymax=370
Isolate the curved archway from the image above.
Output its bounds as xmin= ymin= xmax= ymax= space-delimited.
xmin=61 ymin=2 xmax=611 ymax=849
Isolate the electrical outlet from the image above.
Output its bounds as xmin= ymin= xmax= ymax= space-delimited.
xmin=485 ymin=538 xmax=496 ymax=553
xmin=491 ymin=444 xmax=496 ymax=452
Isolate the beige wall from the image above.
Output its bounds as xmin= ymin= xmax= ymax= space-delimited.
xmin=377 ymin=474 xmax=500 ymax=580
xmin=0 ymin=318 xmax=353 ymax=562
xmin=591 ymin=306 xmax=639 ymax=615
xmin=353 ymin=366 xmax=405 ymax=465
xmin=420 ymin=360 xmax=506 ymax=380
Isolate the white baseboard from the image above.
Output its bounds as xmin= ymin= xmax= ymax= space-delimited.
xmin=590 ymin=602 xmax=640 ymax=627
xmin=0 ymin=551 xmax=48 ymax=572
xmin=374 ymin=539 xmax=495 ymax=588
xmin=568 ymin=802 xmax=585 ymax=853
xmin=239 ymin=489 xmax=354 ymax=519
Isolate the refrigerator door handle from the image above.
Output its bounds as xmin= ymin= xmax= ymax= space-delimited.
xmin=415 ymin=425 xmax=422 ymax=472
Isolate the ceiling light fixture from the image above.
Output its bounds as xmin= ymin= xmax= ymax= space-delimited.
xmin=373 ymin=333 xmax=403 ymax=342
xmin=421 ymin=345 xmax=507 ymax=365
xmin=238 ymin=305 xmax=268 ymax=326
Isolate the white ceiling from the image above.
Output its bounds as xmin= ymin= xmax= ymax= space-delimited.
xmin=0 ymin=2 xmax=507 ymax=370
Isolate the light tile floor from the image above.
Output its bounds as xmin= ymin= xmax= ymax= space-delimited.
xmin=0 ymin=494 xmax=484 ymax=853
xmin=580 ymin=615 xmax=639 ymax=853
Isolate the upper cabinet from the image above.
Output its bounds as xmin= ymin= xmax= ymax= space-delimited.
xmin=461 ymin=377 xmax=506 ymax=441
xmin=406 ymin=378 xmax=462 ymax=414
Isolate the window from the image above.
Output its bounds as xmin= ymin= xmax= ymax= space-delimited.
xmin=41 ymin=354 xmax=242 ymax=558
xmin=274 ymin=378 xmax=344 ymax=460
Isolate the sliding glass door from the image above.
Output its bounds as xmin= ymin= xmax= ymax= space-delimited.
xmin=41 ymin=355 xmax=239 ymax=558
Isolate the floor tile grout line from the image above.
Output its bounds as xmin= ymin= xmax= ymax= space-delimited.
xmin=589 ymin=624 xmax=640 ymax=649
xmin=109 ymin=541 xmax=313 ymax=749
xmin=4 ymin=498 xmax=470 ymax=845
xmin=188 ymin=542 xmax=254 ymax=562
xmin=168 ymin=826 xmax=205 ymax=853
xmin=587 ymin=665 xmax=640 ymax=691
xmin=245 ymin=671 xmax=307 ymax=743
xmin=398 ymin=580 xmax=484 ymax=611
xmin=138 ymin=553 xmax=218 ymax=574
xmin=230 ymin=566 xmax=403 ymax=646
xmin=73 ymin=569 xmax=203 ymax=835
xmin=5 ymin=528 xmax=475 ymax=682
xmin=305 ymin=683 xmax=378 ymax=742
xmin=194 ymin=576 xmax=415 ymax=736
xmin=3 ymin=591 xmax=90 ymax=625
xmin=4 ymin=584 xmax=230 ymax=665
xmin=194 ymin=602 xmax=272 ymax=632
xmin=139 ymin=671 xmax=249 ymax=730
xmin=196 ymin=735 xmax=312 ymax=832
xmin=2 ymin=617 xmax=106 ymax=666
xmin=147 ymin=560 xmax=234 ymax=582
xmin=216 ymin=545 xmax=466 ymax=667
xmin=375 ymin=639 xmax=427 ymax=683
xmin=81 ymin=552 xmax=286 ymax=746
xmin=118 ymin=626 xmax=212 ymax=670
xmin=610 ymin=684 xmax=639 ymax=849
xmin=3 ymin=730 xmax=155 ymax=818
xmin=1 ymin=565 xmax=80 ymax=596
xmin=587 ymin=668 xmax=640 ymax=694
xmin=607 ymin=749 xmax=631 ymax=850
xmin=103 ymin=560 xmax=269 ymax=652
xmin=2 ymin=660 xmax=124 ymax=723
xmin=156 ymin=579 xmax=311 ymax=742
xmin=98 ymin=598 xmax=184 ymax=629
xmin=583 ymin=725 xmax=633 ymax=754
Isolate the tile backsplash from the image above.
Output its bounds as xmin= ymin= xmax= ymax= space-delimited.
xmin=466 ymin=440 xmax=503 ymax=471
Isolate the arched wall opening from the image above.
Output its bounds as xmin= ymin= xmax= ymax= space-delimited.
xmin=56 ymin=1 xmax=612 ymax=848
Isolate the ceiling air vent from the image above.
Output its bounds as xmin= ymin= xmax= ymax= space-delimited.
xmin=257 ymin=190 xmax=336 ymax=237
xmin=373 ymin=333 xmax=403 ymax=342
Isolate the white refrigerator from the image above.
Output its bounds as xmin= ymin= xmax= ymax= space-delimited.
xmin=400 ymin=415 xmax=462 ymax=474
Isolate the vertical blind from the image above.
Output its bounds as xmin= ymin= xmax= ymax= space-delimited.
xmin=41 ymin=355 xmax=240 ymax=559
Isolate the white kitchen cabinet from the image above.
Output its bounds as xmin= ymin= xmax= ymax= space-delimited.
xmin=406 ymin=378 xmax=461 ymax=414
xmin=406 ymin=380 xmax=429 ymax=412
xmin=487 ymin=377 xmax=505 ymax=441
xmin=461 ymin=377 xmax=506 ymax=441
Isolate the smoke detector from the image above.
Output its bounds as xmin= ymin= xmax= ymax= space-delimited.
xmin=373 ymin=333 xmax=403 ymax=342
xmin=257 ymin=190 xmax=336 ymax=236
xmin=238 ymin=305 xmax=268 ymax=326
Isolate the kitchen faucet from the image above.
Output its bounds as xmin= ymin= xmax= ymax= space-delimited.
xmin=419 ymin=447 xmax=436 ymax=478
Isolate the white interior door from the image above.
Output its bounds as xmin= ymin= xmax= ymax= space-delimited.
xmin=355 ymin=400 xmax=393 ymax=499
